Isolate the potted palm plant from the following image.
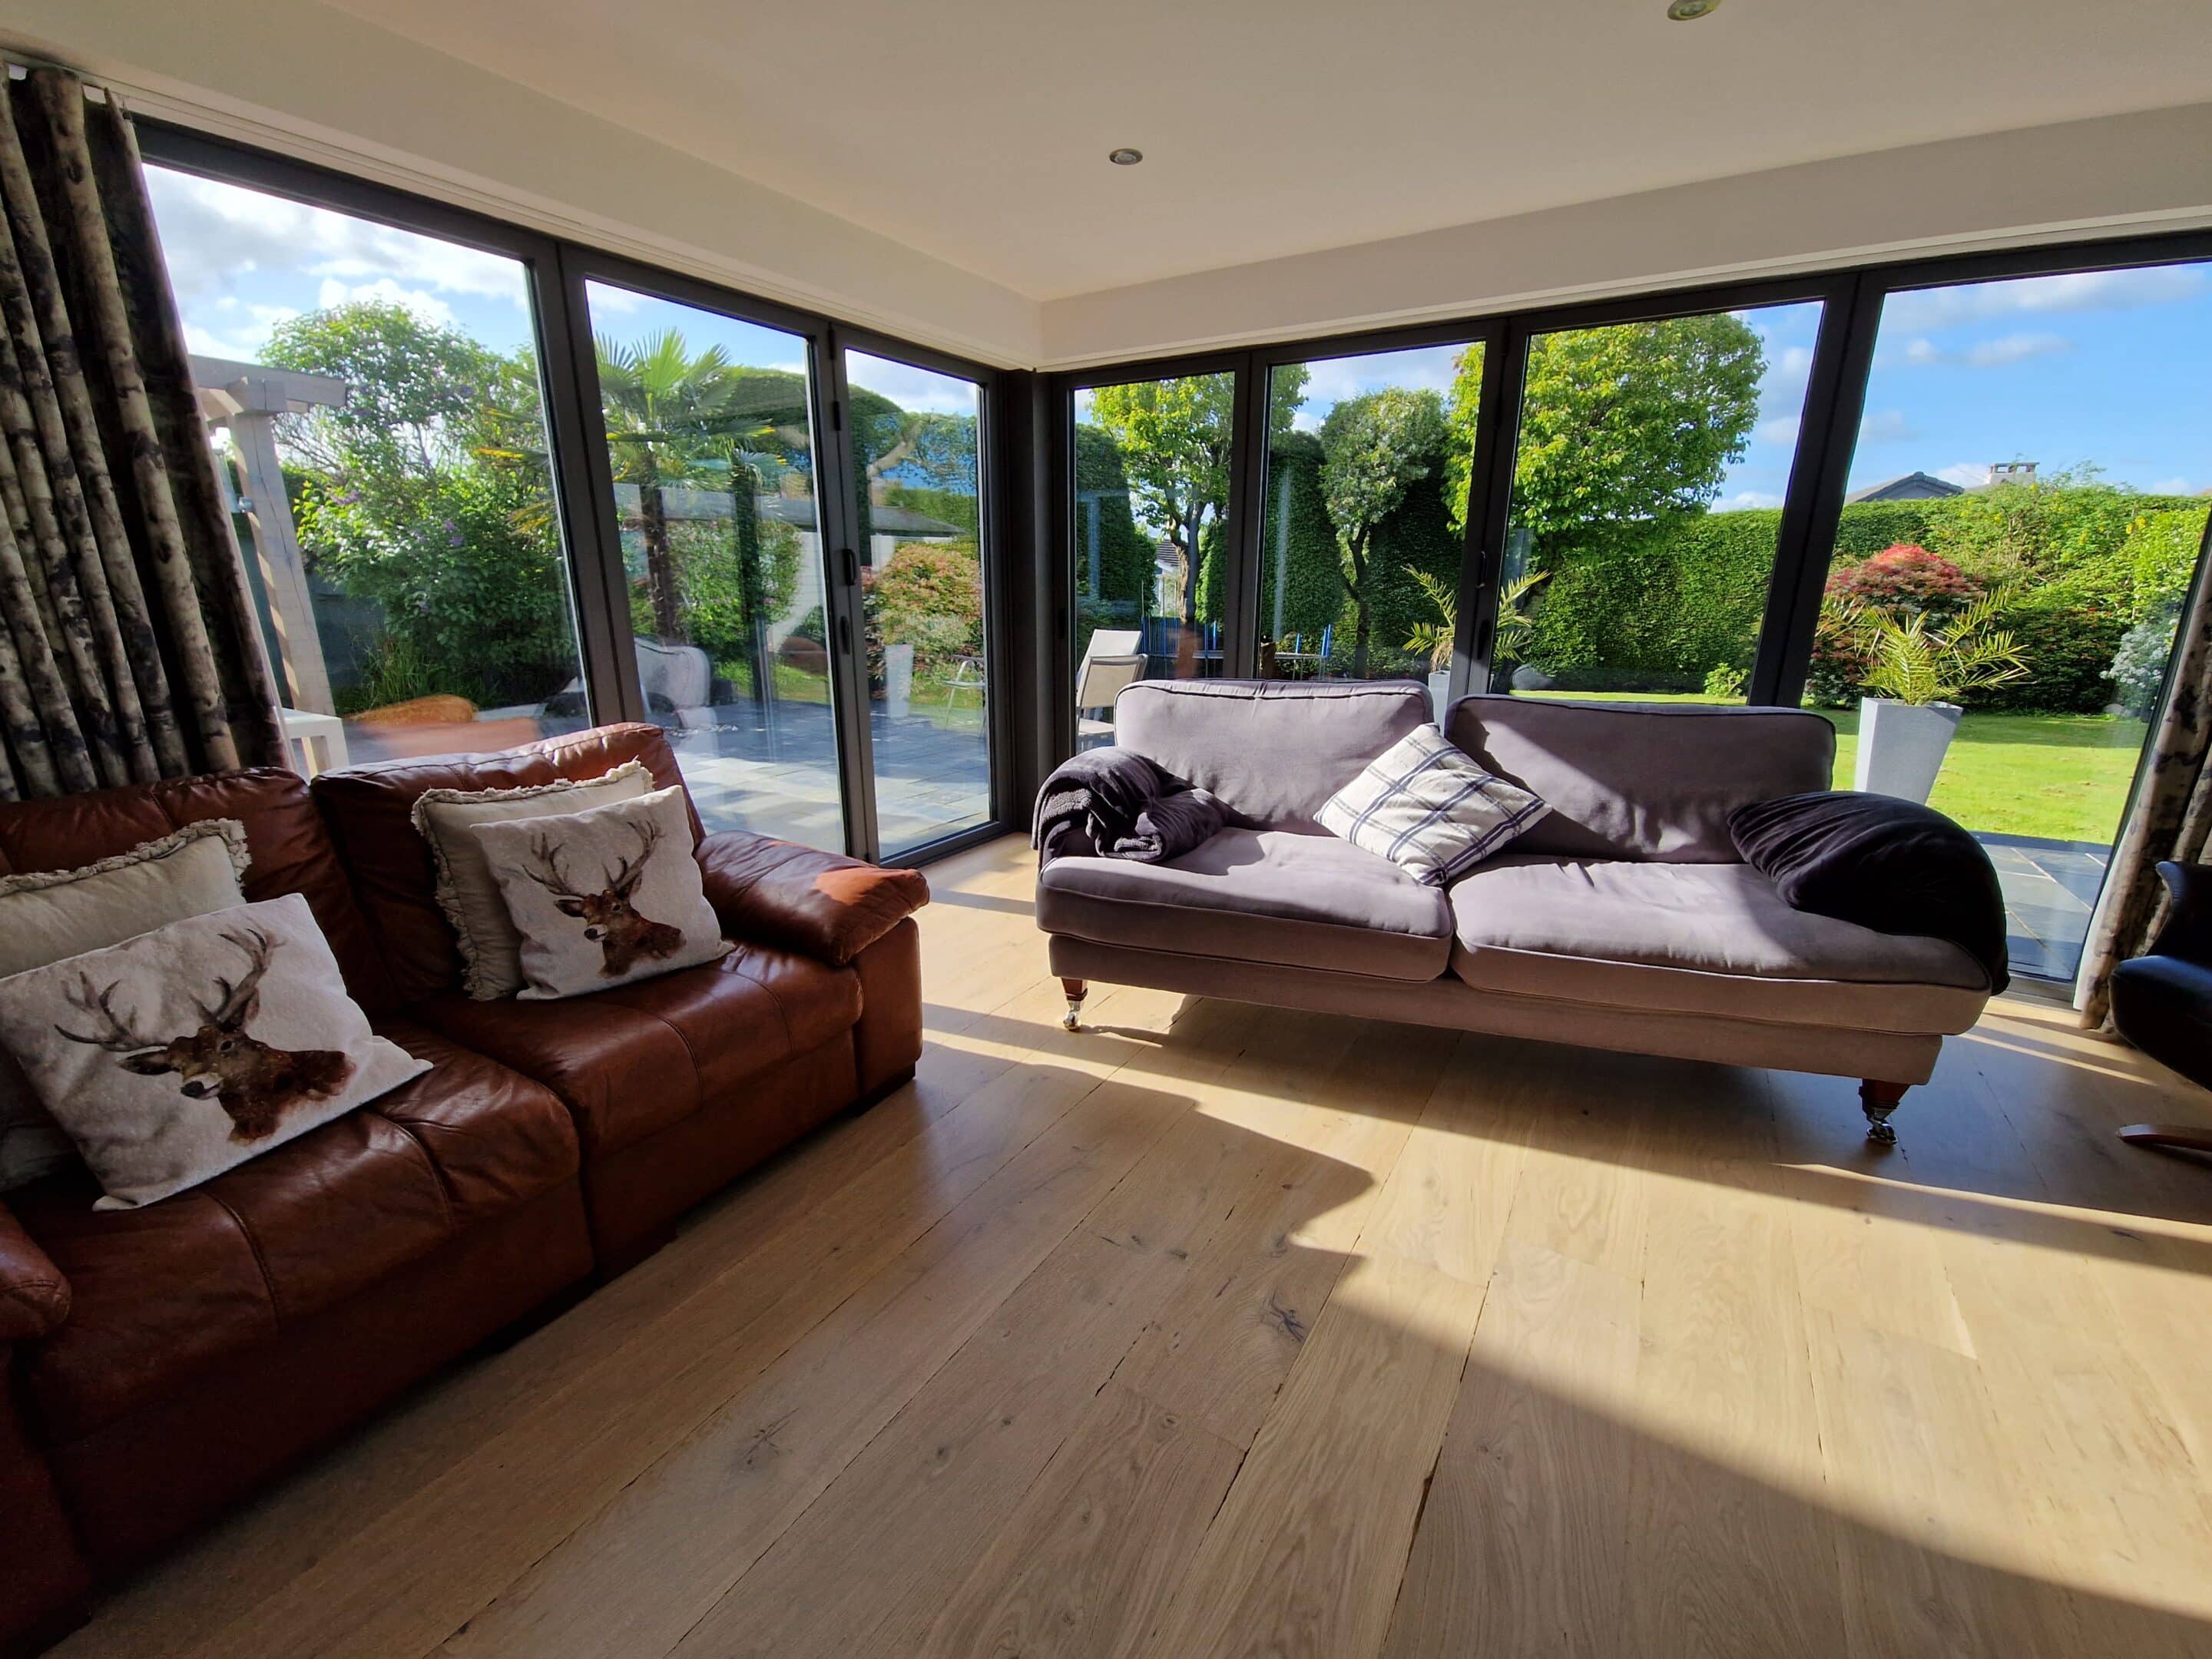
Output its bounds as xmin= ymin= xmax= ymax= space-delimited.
xmin=1844 ymin=593 xmax=2028 ymax=803
xmin=1406 ymin=568 xmax=1546 ymax=720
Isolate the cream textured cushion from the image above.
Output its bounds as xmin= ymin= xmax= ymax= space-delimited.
xmin=0 ymin=820 xmax=250 ymax=1191
xmin=0 ymin=894 xmax=429 ymax=1208
xmin=412 ymin=760 xmax=653 ymax=998
xmin=470 ymin=786 xmax=731 ymax=1000
xmin=1317 ymin=724 xmax=1549 ymax=886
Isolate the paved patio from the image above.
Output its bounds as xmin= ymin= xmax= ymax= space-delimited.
xmin=1979 ymin=831 xmax=2108 ymax=983
xmin=665 ymin=697 xmax=991 ymax=856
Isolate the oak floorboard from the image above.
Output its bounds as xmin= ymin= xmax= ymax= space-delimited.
xmin=1131 ymin=1035 xmax=1529 ymax=1659
xmin=434 ymin=1000 xmax=1267 ymax=1659
xmin=1381 ymin=1237 xmax=1641 ymax=1659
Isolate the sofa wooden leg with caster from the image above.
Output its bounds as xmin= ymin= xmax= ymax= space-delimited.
xmin=1860 ymin=1079 xmax=1909 ymax=1144
xmin=1061 ymin=978 xmax=1088 ymax=1031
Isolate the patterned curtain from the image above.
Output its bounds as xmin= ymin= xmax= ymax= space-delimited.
xmin=0 ymin=66 xmax=283 ymax=800
xmin=2077 ymin=507 xmax=2212 ymax=1027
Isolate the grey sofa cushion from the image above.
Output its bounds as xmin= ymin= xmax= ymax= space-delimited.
xmin=1444 ymin=694 xmax=1835 ymax=862
xmin=1447 ymin=855 xmax=1990 ymax=1032
xmin=1114 ymin=680 xmax=1432 ymax=831
xmin=1038 ymin=827 xmax=1452 ymax=982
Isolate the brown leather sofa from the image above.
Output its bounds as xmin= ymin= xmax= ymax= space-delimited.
xmin=0 ymin=724 xmax=926 ymax=1654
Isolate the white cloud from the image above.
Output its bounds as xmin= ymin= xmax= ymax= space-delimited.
xmin=1936 ymin=462 xmax=1992 ymax=488
xmin=315 ymin=276 xmax=456 ymax=328
xmin=2151 ymin=475 xmax=2196 ymax=495
xmin=145 ymin=167 xmax=528 ymax=311
xmin=1723 ymin=490 xmax=1783 ymax=510
xmin=1754 ymin=415 xmax=1800 ymax=448
xmin=1898 ymin=332 xmax=2072 ymax=369
xmin=846 ymin=352 xmax=978 ymax=416
xmin=1883 ymin=265 xmax=2208 ymax=331
xmin=1856 ymin=409 xmax=1920 ymax=444
xmin=1288 ymin=343 xmax=1467 ymax=425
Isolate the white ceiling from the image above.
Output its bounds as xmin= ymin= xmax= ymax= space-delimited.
xmin=328 ymin=0 xmax=2212 ymax=302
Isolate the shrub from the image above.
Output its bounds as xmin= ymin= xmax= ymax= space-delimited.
xmin=1703 ymin=664 xmax=1747 ymax=700
xmin=1971 ymin=590 xmax=2124 ymax=713
xmin=2109 ymin=604 xmax=2181 ymax=717
xmin=1822 ymin=544 xmax=1979 ymax=617
xmin=871 ymin=540 xmax=983 ymax=673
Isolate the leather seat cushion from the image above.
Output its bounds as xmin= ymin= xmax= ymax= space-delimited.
xmin=415 ymin=944 xmax=864 ymax=1158
xmin=16 ymin=1018 xmax=577 ymax=1440
xmin=1448 ymin=855 xmax=1990 ymax=1033
xmin=1038 ymin=828 xmax=1453 ymax=982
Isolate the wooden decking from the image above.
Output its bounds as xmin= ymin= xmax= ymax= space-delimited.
xmin=60 ymin=835 xmax=2212 ymax=1658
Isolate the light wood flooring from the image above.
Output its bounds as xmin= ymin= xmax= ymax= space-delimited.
xmin=60 ymin=835 xmax=2212 ymax=1658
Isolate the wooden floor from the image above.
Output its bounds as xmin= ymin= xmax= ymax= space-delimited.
xmin=60 ymin=836 xmax=2212 ymax=1659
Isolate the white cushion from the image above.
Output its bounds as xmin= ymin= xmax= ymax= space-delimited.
xmin=0 ymin=894 xmax=429 ymax=1208
xmin=0 ymin=821 xmax=250 ymax=1191
xmin=1317 ymin=724 xmax=1548 ymax=886
xmin=412 ymin=760 xmax=653 ymax=999
xmin=470 ymin=786 xmax=732 ymax=1000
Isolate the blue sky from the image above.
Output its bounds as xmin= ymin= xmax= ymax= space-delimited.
xmin=147 ymin=167 xmax=982 ymax=444
xmin=153 ymin=164 xmax=2207 ymax=508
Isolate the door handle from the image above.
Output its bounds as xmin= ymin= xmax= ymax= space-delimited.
xmin=838 ymin=614 xmax=853 ymax=654
xmin=842 ymin=546 xmax=859 ymax=586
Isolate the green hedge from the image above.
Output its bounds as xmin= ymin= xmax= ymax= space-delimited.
xmin=1072 ymin=425 xmax=1154 ymax=609
xmin=1524 ymin=510 xmax=1777 ymax=680
xmin=1517 ymin=488 xmax=2210 ymax=710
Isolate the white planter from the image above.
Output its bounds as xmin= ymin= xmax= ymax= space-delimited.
xmin=884 ymin=643 xmax=914 ymax=720
xmin=1853 ymin=697 xmax=1961 ymax=803
xmin=1428 ymin=669 xmax=1451 ymax=724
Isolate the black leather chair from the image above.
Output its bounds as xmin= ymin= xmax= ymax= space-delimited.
xmin=2111 ymin=859 xmax=2212 ymax=1154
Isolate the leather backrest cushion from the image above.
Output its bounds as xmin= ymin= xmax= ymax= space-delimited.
xmin=1443 ymin=694 xmax=1836 ymax=862
xmin=310 ymin=724 xmax=694 ymax=1003
xmin=1112 ymin=680 xmax=1434 ymax=830
xmin=0 ymin=770 xmax=396 ymax=1011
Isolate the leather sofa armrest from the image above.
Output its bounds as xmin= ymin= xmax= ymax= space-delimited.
xmin=696 ymin=831 xmax=929 ymax=967
xmin=0 ymin=1202 xmax=68 ymax=1343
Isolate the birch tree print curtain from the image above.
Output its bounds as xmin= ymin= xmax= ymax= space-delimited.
xmin=0 ymin=65 xmax=283 ymax=799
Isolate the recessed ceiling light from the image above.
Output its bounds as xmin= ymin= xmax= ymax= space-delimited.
xmin=1666 ymin=0 xmax=1721 ymax=16
xmin=1108 ymin=147 xmax=1144 ymax=166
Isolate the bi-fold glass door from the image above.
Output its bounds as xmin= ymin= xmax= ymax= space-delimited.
xmin=136 ymin=126 xmax=999 ymax=869
xmin=562 ymin=263 xmax=1000 ymax=862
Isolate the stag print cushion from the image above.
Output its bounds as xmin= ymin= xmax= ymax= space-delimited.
xmin=471 ymin=786 xmax=731 ymax=1001
xmin=0 ymin=820 xmax=252 ymax=1193
xmin=0 ymin=894 xmax=430 ymax=1208
xmin=412 ymin=761 xmax=654 ymax=999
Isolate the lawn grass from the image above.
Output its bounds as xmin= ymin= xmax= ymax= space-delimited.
xmin=1523 ymin=690 xmax=2147 ymax=844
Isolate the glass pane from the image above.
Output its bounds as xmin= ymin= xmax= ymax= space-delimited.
xmin=145 ymin=167 xmax=587 ymax=768
xmin=1072 ymin=373 xmax=1235 ymax=749
xmin=1488 ymin=302 xmax=1826 ymax=705
xmin=1806 ymin=263 xmax=2212 ymax=981
xmin=846 ymin=350 xmax=990 ymax=856
xmin=582 ymin=283 xmax=843 ymax=848
xmin=1256 ymin=343 xmax=1480 ymax=713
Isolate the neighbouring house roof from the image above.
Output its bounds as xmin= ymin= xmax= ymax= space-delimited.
xmin=1846 ymin=471 xmax=1968 ymax=503
xmin=610 ymin=482 xmax=960 ymax=536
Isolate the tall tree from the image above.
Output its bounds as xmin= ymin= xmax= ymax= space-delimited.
xmin=1320 ymin=388 xmax=1449 ymax=675
xmin=1443 ymin=314 xmax=1765 ymax=538
xmin=594 ymin=330 xmax=756 ymax=641
xmin=1085 ymin=369 xmax=1306 ymax=641
xmin=263 ymin=300 xmax=575 ymax=708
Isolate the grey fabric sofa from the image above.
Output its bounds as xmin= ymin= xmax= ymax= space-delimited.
xmin=1035 ymin=680 xmax=1999 ymax=1141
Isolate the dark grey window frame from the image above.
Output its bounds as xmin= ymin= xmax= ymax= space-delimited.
xmin=1042 ymin=230 xmax=2212 ymax=774
xmin=135 ymin=120 xmax=1011 ymax=867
